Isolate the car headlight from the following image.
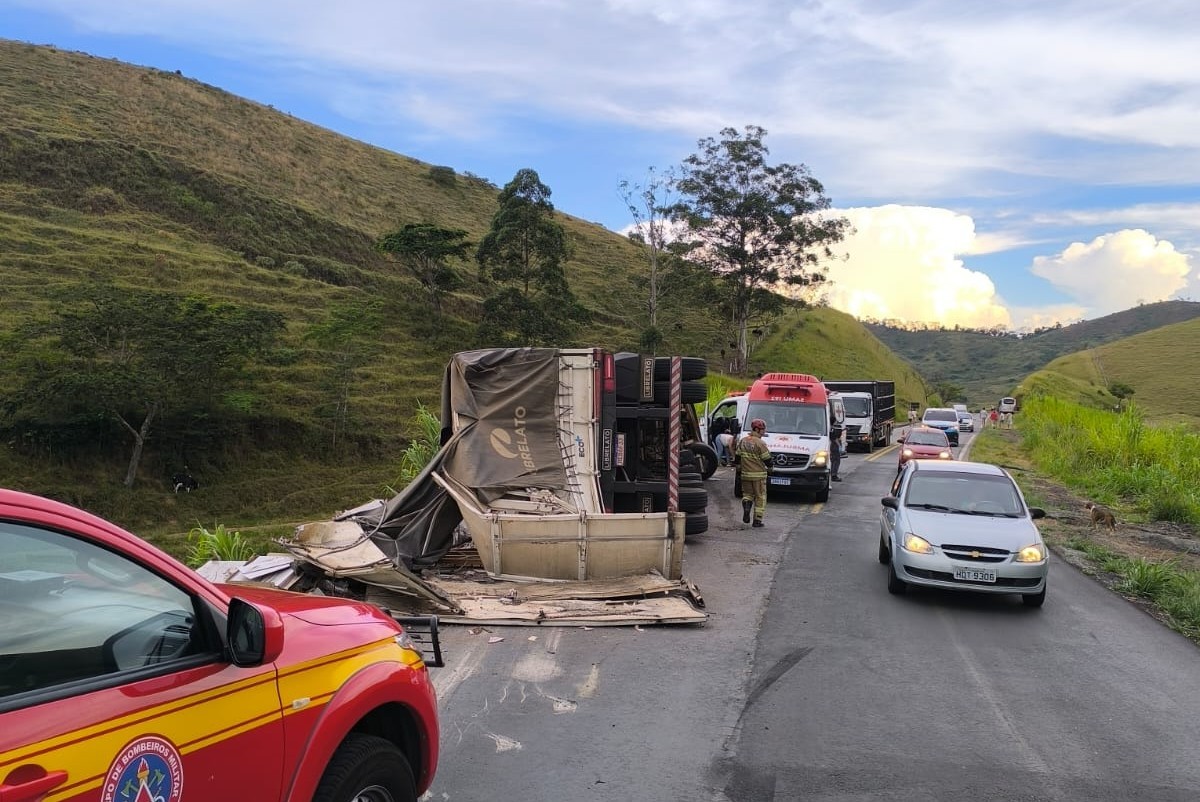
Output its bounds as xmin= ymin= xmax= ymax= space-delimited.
xmin=812 ymin=450 xmax=828 ymax=467
xmin=902 ymin=448 xmax=914 ymax=458
xmin=902 ymin=533 xmax=934 ymax=554
xmin=1015 ymin=543 xmax=1046 ymax=562
xmin=938 ymin=450 xmax=951 ymax=459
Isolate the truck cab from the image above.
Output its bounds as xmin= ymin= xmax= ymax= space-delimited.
xmin=822 ymin=380 xmax=896 ymax=452
xmin=712 ymin=373 xmax=833 ymax=502
xmin=836 ymin=391 xmax=876 ymax=451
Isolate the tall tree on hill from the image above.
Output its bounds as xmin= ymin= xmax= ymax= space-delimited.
xmin=669 ymin=125 xmax=849 ymax=374
xmin=475 ymin=169 xmax=588 ymax=346
xmin=620 ymin=167 xmax=678 ymax=353
xmin=0 ymin=283 xmax=282 ymax=487
xmin=375 ymin=223 xmax=471 ymax=315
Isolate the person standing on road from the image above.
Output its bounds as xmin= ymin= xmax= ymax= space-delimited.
xmin=737 ymin=418 xmax=772 ymax=527
xmin=829 ymin=416 xmax=844 ymax=482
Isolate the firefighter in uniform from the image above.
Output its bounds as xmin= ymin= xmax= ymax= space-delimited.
xmin=737 ymin=418 xmax=772 ymax=527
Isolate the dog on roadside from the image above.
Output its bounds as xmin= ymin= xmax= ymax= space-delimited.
xmin=172 ymin=472 xmax=199 ymax=493
xmin=1084 ymin=501 xmax=1116 ymax=530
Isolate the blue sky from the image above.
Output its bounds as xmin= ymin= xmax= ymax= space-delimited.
xmin=5 ymin=0 xmax=1199 ymax=330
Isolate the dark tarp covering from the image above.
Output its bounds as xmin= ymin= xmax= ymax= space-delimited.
xmin=352 ymin=348 xmax=570 ymax=569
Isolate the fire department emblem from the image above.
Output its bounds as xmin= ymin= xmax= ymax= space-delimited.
xmin=102 ymin=736 xmax=184 ymax=802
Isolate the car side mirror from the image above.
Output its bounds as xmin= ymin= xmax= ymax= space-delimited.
xmin=227 ymin=597 xmax=285 ymax=666
xmin=881 ymin=496 xmax=899 ymax=510
xmin=1028 ymin=507 xmax=1046 ymax=520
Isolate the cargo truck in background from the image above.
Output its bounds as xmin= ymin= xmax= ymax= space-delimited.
xmin=821 ymin=380 xmax=896 ymax=452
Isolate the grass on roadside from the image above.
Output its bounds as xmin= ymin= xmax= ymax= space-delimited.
xmin=1019 ymin=396 xmax=1200 ymax=527
xmin=972 ymin=425 xmax=1200 ymax=644
xmin=1066 ymin=537 xmax=1200 ymax=640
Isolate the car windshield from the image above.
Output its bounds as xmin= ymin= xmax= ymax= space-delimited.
xmin=746 ymin=402 xmax=827 ymax=436
xmin=841 ymin=397 xmax=870 ymax=417
xmin=904 ymin=473 xmax=1024 ymax=516
xmin=924 ymin=409 xmax=958 ymax=422
xmin=906 ymin=431 xmax=948 ymax=447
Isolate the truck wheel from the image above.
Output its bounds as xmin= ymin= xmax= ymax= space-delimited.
xmin=814 ymin=483 xmax=830 ymax=503
xmin=866 ymin=436 xmax=875 ymax=454
xmin=686 ymin=442 xmax=719 ymax=479
xmin=652 ymin=380 xmax=707 ymax=405
xmin=684 ymin=511 xmax=709 ymax=537
xmin=653 ymin=356 xmax=707 ymax=381
xmin=314 ymin=733 xmax=416 ymax=802
xmin=653 ymin=486 xmax=708 ymax=513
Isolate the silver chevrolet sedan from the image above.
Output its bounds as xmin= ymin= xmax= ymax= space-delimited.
xmin=879 ymin=460 xmax=1048 ymax=606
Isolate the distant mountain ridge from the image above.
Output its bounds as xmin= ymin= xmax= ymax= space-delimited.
xmin=866 ymin=300 xmax=1200 ymax=406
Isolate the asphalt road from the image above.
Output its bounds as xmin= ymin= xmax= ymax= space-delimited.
xmin=425 ymin=429 xmax=1200 ymax=801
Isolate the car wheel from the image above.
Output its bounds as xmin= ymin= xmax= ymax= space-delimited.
xmin=886 ymin=556 xmax=907 ymax=594
xmin=877 ymin=533 xmax=889 ymax=564
xmin=1022 ymin=584 xmax=1047 ymax=608
xmin=814 ymin=483 xmax=830 ymax=503
xmin=732 ymin=468 xmax=743 ymax=498
xmin=314 ymin=733 xmax=416 ymax=802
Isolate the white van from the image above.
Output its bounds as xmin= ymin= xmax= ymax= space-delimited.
xmin=998 ymin=397 xmax=1017 ymax=414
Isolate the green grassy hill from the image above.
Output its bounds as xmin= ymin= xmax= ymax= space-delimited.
xmin=866 ymin=300 xmax=1200 ymax=406
xmin=1016 ymin=317 xmax=1200 ymax=428
xmin=746 ymin=307 xmax=928 ymax=411
xmin=0 ymin=39 xmax=926 ymax=539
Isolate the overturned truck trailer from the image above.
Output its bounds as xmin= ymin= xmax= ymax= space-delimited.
xmin=289 ymin=348 xmax=709 ymax=625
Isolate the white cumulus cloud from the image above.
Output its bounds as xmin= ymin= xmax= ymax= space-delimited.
xmin=820 ymin=206 xmax=1012 ymax=330
xmin=1030 ymin=230 xmax=1193 ymax=315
